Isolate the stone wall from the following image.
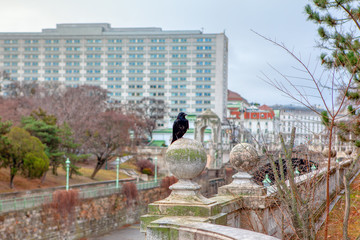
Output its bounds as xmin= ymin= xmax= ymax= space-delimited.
xmin=232 ymin=159 xmax=360 ymax=238
xmin=0 ymin=187 xmax=168 ymax=240
xmin=141 ymin=159 xmax=360 ymax=239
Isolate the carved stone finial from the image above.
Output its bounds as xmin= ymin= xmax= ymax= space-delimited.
xmin=230 ymin=143 xmax=260 ymax=172
xmin=322 ymin=148 xmax=337 ymax=158
xmin=160 ymin=138 xmax=215 ymax=205
xmin=166 ymin=138 xmax=206 ymax=179
xmin=219 ymin=143 xmax=265 ymax=196
xmin=345 ymin=149 xmax=352 ymax=156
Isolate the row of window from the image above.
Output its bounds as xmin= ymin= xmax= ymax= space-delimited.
xmin=3 ymin=45 xmax=212 ymax=52
xmin=196 ymin=61 xmax=211 ymax=66
xmin=149 ymin=92 xmax=164 ymax=96
xmin=2 ymin=54 xmax=213 ymax=61
xmin=172 ymin=108 xmax=187 ymax=112
xmin=195 ymin=92 xmax=211 ymax=96
xmin=3 ymin=66 xmax=211 ymax=75
xmin=107 ymin=85 xmax=121 ymax=88
xmin=2 ymin=70 xmax=212 ymax=79
xmin=107 ymin=92 xmax=122 ymax=96
xmin=3 ymin=38 xmax=213 ymax=45
xmin=171 ymin=100 xmax=187 ymax=104
xmin=4 ymin=61 xmax=209 ymax=69
xmin=196 ymin=54 xmax=212 ymax=58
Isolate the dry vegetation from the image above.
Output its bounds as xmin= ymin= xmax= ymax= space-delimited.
xmin=317 ymin=174 xmax=360 ymax=239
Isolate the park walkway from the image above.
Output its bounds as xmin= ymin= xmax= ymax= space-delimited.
xmin=89 ymin=224 xmax=144 ymax=240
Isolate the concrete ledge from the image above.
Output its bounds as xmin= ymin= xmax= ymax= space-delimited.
xmin=147 ymin=216 xmax=280 ymax=240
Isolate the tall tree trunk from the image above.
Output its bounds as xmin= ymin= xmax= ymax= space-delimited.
xmin=343 ymin=174 xmax=350 ymax=240
xmin=324 ymin=122 xmax=334 ymax=240
xmin=91 ymin=160 xmax=104 ymax=179
xmin=9 ymin=171 xmax=15 ymax=189
xmin=41 ymin=171 xmax=48 ymax=184
xmin=52 ymin=163 xmax=58 ymax=176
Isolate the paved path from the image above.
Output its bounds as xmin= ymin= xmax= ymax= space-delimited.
xmin=89 ymin=224 xmax=145 ymax=240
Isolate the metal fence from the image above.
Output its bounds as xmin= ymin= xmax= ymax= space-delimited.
xmin=0 ymin=178 xmax=163 ymax=213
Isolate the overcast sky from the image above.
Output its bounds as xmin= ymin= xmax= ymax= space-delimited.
xmin=0 ymin=0 xmax=324 ymax=106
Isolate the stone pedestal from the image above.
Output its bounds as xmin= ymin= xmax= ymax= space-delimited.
xmin=219 ymin=172 xmax=266 ymax=196
xmin=141 ymin=138 xmax=220 ymax=232
xmin=156 ymin=179 xmax=216 ymax=205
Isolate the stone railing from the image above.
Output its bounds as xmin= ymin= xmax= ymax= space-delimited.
xmin=141 ymin=139 xmax=279 ymax=240
xmin=140 ymin=139 xmax=360 ymax=240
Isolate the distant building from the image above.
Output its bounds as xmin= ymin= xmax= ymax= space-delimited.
xmin=0 ymin=23 xmax=228 ymax=120
xmin=272 ymin=105 xmax=326 ymax=147
xmin=226 ymin=90 xmax=275 ymax=147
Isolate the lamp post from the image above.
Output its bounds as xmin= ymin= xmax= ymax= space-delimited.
xmin=129 ymin=130 xmax=135 ymax=150
xmin=116 ymin=157 xmax=120 ymax=189
xmin=154 ymin=156 xmax=158 ymax=183
xmin=262 ymin=174 xmax=271 ymax=188
xmin=66 ymin=158 xmax=70 ymax=191
xmin=311 ymin=164 xmax=317 ymax=172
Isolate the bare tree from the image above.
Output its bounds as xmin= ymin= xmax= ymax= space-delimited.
xmin=81 ymin=111 xmax=133 ymax=179
xmin=126 ymin=97 xmax=167 ymax=141
xmin=255 ymin=31 xmax=356 ymax=239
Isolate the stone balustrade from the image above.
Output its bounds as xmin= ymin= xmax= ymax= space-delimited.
xmin=141 ymin=139 xmax=279 ymax=240
xmin=141 ymin=139 xmax=360 ymax=239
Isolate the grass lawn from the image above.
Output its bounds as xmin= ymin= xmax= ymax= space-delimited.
xmin=78 ymin=167 xmax=129 ymax=181
xmin=316 ymin=173 xmax=360 ymax=239
xmin=0 ymin=160 xmax=139 ymax=193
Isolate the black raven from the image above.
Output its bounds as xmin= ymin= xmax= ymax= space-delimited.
xmin=171 ymin=112 xmax=189 ymax=144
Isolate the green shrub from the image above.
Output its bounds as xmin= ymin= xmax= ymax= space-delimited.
xmin=142 ymin=167 xmax=153 ymax=175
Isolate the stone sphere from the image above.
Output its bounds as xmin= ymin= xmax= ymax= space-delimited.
xmin=322 ymin=148 xmax=337 ymax=158
xmin=345 ymin=149 xmax=352 ymax=156
xmin=229 ymin=143 xmax=259 ymax=172
xmin=165 ymin=138 xmax=207 ymax=179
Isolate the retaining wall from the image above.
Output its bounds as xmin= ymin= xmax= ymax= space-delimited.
xmin=0 ymin=186 xmax=167 ymax=240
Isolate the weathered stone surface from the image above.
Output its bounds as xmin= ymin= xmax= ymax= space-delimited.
xmin=0 ymin=187 xmax=167 ymax=240
xmin=147 ymin=216 xmax=280 ymax=240
xmin=166 ymin=138 xmax=207 ymax=179
xmin=218 ymin=172 xmax=266 ymax=196
xmin=161 ymin=138 xmax=214 ymax=205
xmin=229 ymin=143 xmax=259 ymax=172
xmin=322 ymin=148 xmax=337 ymax=158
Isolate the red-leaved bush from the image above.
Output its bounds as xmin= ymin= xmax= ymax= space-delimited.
xmin=161 ymin=176 xmax=178 ymax=196
xmin=122 ymin=182 xmax=138 ymax=204
xmin=51 ymin=189 xmax=79 ymax=218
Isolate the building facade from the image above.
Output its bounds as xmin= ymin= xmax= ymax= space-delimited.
xmin=228 ymin=103 xmax=276 ymax=147
xmin=273 ymin=105 xmax=326 ymax=147
xmin=0 ymin=23 xmax=228 ymax=119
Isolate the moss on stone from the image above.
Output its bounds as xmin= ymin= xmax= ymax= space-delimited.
xmin=209 ymin=213 xmax=228 ymax=226
xmin=163 ymin=205 xmax=210 ymax=217
xmin=140 ymin=215 xmax=164 ymax=232
xmin=169 ymin=228 xmax=179 ymax=240
xmin=210 ymin=204 xmax=222 ymax=216
xmin=166 ymin=147 xmax=206 ymax=164
xmin=148 ymin=204 xmax=161 ymax=214
xmin=149 ymin=226 xmax=170 ymax=239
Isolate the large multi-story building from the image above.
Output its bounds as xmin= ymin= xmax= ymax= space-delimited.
xmin=0 ymin=23 xmax=228 ymax=120
xmin=272 ymin=105 xmax=326 ymax=147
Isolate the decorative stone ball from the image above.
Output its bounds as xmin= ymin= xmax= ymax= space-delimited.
xmin=229 ymin=143 xmax=259 ymax=172
xmin=322 ymin=148 xmax=337 ymax=158
xmin=165 ymin=138 xmax=207 ymax=179
xmin=345 ymin=149 xmax=352 ymax=156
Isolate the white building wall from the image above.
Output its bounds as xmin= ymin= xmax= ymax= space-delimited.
xmin=0 ymin=23 xmax=228 ymax=120
xmin=277 ymin=109 xmax=326 ymax=146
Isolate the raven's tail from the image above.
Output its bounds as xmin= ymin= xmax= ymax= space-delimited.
xmin=171 ymin=134 xmax=176 ymax=144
